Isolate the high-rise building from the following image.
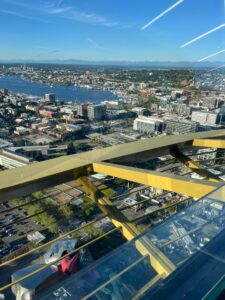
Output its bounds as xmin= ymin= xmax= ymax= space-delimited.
xmin=87 ymin=104 xmax=106 ymax=121
xmin=76 ymin=104 xmax=90 ymax=118
xmin=44 ymin=93 xmax=56 ymax=103
xmin=0 ymin=88 xmax=8 ymax=96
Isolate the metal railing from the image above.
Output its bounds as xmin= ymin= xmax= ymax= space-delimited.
xmin=0 ymin=226 xmax=121 ymax=292
xmin=0 ymin=214 xmax=108 ymax=268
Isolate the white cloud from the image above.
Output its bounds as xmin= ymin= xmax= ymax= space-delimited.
xmin=0 ymin=8 xmax=53 ymax=23
xmin=47 ymin=6 xmax=72 ymax=14
xmin=2 ymin=0 xmax=121 ymax=28
xmin=87 ymin=38 xmax=106 ymax=50
xmin=46 ymin=5 xmax=119 ymax=27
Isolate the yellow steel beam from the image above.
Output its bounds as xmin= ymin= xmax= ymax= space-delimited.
xmin=93 ymin=162 xmax=220 ymax=198
xmin=1 ymin=130 xmax=225 ymax=201
xmin=77 ymin=176 xmax=176 ymax=276
xmin=0 ymin=159 xmax=90 ymax=201
xmin=78 ymin=129 xmax=225 ymax=164
xmin=171 ymin=147 xmax=221 ymax=182
xmin=193 ymin=139 xmax=225 ymax=149
xmin=77 ymin=176 xmax=139 ymax=240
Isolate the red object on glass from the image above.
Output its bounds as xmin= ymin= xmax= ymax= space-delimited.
xmin=61 ymin=252 xmax=80 ymax=274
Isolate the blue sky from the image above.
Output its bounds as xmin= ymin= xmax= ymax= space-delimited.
xmin=0 ymin=0 xmax=225 ymax=62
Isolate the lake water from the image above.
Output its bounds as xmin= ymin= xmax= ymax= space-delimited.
xmin=0 ymin=75 xmax=117 ymax=103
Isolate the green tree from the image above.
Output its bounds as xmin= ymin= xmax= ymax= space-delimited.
xmin=83 ymin=225 xmax=103 ymax=238
xmin=59 ymin=205 xmax=73 ymax=219
xmin=32 ymin=192 xmax=42 ymax=200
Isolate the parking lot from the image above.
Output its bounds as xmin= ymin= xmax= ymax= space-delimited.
xmin=0 ymin=201 xmax=44 ymax=259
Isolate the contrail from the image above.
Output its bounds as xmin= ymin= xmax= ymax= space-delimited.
xmin=57 ymin=0 xmax=64 ymax=7
xmin=210 ymin=63 xmax=225 ymax=72
xmin=181 ymin=23 xmax=225 ymax=48
xmin=141 ymin=0 xmax=184 ymax=30
xmin=198 ymin=48 xmax=225 ymax=62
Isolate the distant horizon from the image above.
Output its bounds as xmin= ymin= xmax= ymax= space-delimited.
xmin=0 ymin=58 xmax=224 ymax=69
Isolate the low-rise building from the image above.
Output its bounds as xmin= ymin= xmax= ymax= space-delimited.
xmin=191 ymin=111 xmax=224 ymax=125
xmin=39 ymin=110 xmax=56 ymax=118
xmin=0 ymin=149 xmax=31 ymax=169
xmin=165 ymin=118 xmax=198 ymax=135
xmin=25 ymin=104 xmax=39 ymax=113
xmin=14 ymin=126 xmax=30 ymax=136
xmin=133 ymin=116 xmax=164 ymax=134
xmin=167 ymin=103 xmax=191 ymax=116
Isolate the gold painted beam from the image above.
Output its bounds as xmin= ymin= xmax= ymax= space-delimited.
xmin=1 ymin=130 xmax=225 ymax=201
xmin=78 ymin=129 xmax=225 ymax=164
xmin=77 ymin=176 xmax=139 ymax=240
xmin=77 ymin=176 xmax=176 ymax=276
xmin=93 ymin=162 xmax=220 ymax=198
xmin=0 ymin=157 xmax=90 ymax=201
xmin=193 ymin=139 xmax=225 ymax=149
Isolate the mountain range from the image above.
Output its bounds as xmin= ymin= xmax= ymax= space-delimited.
xmin=0 ymin=59 xmax=224 ymax=68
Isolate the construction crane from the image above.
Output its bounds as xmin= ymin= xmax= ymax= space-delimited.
xmin=65 ymin=114 xmax=76 ymax=131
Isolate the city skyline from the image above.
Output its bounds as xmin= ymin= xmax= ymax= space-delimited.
xmin=1 ymin=0 xmax=225 ymax=63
